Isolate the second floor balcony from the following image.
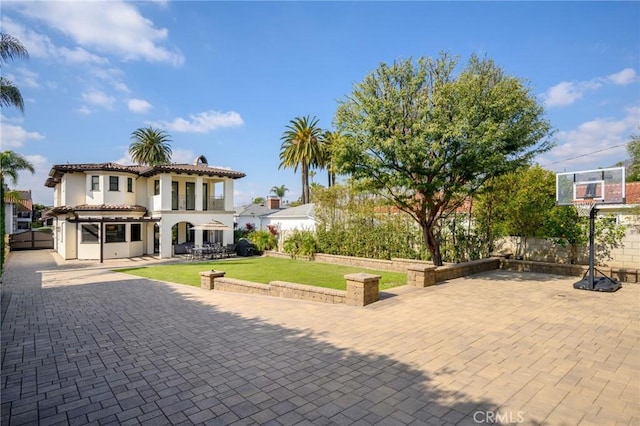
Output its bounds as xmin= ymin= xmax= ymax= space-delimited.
xmin=149 ymin=195 xmax=226 ymax=212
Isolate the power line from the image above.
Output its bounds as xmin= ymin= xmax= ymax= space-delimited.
xmin=540 ymin=142 xmax=629 ymax=167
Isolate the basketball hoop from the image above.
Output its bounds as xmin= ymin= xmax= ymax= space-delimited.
xmin=573 ymin=199 xmax=597 ymax=218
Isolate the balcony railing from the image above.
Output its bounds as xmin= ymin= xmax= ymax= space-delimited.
xmin=172 ymin=195 xmax=225 ymax=211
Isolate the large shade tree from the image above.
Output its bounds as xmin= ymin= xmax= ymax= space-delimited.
xmin=1 ymin=151 xmax=35 ymax=269
xmin=129 ymin=127 xmax=173 ymax=165
xmin=279 ymin=116 xmax=323 ymax=204
xmin=0 ymin=33 xmax=29 ymax=112
xmin=333 ymin=53 xmax=553 ymax=265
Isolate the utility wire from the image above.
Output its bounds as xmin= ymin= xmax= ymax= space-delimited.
xmin=540 ymin=142 xmax=629 ymax=167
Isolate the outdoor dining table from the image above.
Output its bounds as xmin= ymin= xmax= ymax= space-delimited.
xmin=191 ymin=245 xmax=224 ymax=260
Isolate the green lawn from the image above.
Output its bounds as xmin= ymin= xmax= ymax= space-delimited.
xmin=115 ymin=256 xmax=407 ymax=291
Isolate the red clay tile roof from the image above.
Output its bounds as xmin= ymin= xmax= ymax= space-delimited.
xmin=626 ymin=182 xmax=640 ymax=204
xmin=45 ymin=204 xmax=148 ymax=217
xmin=45 ymin=162 xmax=245 ymax=187
xmin=4 ymin=190 xmax=33 ymax=211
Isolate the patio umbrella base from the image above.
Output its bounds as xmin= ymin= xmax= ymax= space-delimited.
xmin=573 ymin=276 xmax=621 ymax=292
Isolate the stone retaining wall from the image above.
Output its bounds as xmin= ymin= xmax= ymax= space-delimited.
xmin=436 ymin=258 xmax=501 ymax=282
xmin=501 ymin=259 xmax=638 ymax=283
xmin=199 ymin=271 xmax=379 ymax=306
xmin=214 ymin=277 xmax=271 ymax=296
xmin=270 ymin=281 xmax=345 ymax=304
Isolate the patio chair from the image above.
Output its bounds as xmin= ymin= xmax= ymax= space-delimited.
xmin=224 ymin=244 xmax=236 ymax=257
xmin=185 ymin=246 xmax=195 ymax=261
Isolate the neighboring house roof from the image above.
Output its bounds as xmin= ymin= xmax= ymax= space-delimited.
xmin=235 ymin=203 xmax=281 ymax=218
xmin=4 ymin=190 xmax=33 ymax=211
xmin=45 ymin=162 xmax=245 ymax=187
xmin=265 ymin=203 xmax=315 ymax=219
xmin=626 ymin=182 xmax=640 ymax=204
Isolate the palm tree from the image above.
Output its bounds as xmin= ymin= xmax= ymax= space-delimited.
xmin=0 ymin=33 xmax=29 ymax=112
xmin=270 ymin=185 xmax=289 ymax=199
xmin=1 ymin=150 xmax=35 ymax=270
xmin=320 ymin=130 xmax=341 ymax=187
xmin=279 ymin=116 xmax=323 ymax=204
xmin=129 ymin=127 xmax=172 ymax=165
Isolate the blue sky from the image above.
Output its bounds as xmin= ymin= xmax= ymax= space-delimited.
xmin=1 ymin=1 xmax=639 ymax=206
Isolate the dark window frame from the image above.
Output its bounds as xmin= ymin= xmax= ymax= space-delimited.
xmin=127 ymin=177 xmax=133 ymax=193
xmin=81 ymin=224 xmax=99 ymax=243
xmin=172 ymin=181 xmax=179 ymax=210
xmin=186 ymin=182 xmax=196 ymax=211
xmin=105 ymin=224 xmax=126 ymax=243
xmin=131 ymin=223 xmax=142 ymax=241
xmin=91 ymin=176 xmax=100 ymax=191
xmin=203 ymin=183 xmax=208 ymax=210
xmin=109 ymin=176 xmax=119 ymax=192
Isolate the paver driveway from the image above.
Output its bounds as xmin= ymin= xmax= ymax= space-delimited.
xmin=1 ymin=250 xmax=638 ymax=425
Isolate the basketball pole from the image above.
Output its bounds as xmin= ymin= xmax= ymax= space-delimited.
xmin=588 ymin=205 xmax=596 ymax=290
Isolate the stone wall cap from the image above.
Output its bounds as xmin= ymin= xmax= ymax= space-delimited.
xmin=200 ymin=270 xmax=226 ymax=277
xmin=406 ymin=265 xmax=437 ymax=272
xmin=343 ymin=272 xmax=381 ymax=282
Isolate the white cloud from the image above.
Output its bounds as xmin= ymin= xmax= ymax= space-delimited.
xmin=10 ymin=68 xmax=40 ymax=89
xmin=15 ymin=155 xmax=52 ymax=205
xmin=82 ymin=88 xmax=115 ymax=109
xmin=114 ymin=148 xmax=194 ymax=165
xmin=113 ymin=81 xmax=130 ymax=93
xmin=171 ymin=148 xmax=196 ymax=164
xmin=11 ymin=1 xmax=184 ymax=65
xmin=608 ymin=68 xmax=637 ymax=85
xmin=543 ymin=80 xmax=602 ymax=107
xmin=148 ymin=111 xmax=244 ymax=133
xmin=539 ymin=106 xmax=640 ymax=170
xmin=127 ymin=98 xmax=152 ymax=113
xmin=0 ymin=122 xmax=45 ymax=148
xmin=543 ymin=67 xmax=637 ymax=108
xmin=0 ymin=16 xmax=109 ymax=66
xmin=77 ymin=106 xmax=92 ymax=115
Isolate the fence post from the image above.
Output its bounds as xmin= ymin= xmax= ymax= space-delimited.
xmin=407 ymin=265 xmax=437 ymax=287
xmin=199 ymin=270 xmax=226 ymax=290
xmin=344 ymin=273 xmax=380 ymax=307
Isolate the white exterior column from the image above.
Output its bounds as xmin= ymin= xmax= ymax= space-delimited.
xmin=224 ymin=179 xmax=234 ymax=212
xmin=195 ymin=176 xmax=203 ymax=211
xmin=159 ymin=221 xmax=172 ymax=258
xmin=160 ymin=174 xmax=172 ymax=211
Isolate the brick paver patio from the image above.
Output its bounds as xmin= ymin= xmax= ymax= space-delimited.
xmin=1 ymin=250 xmax=638 ymax=425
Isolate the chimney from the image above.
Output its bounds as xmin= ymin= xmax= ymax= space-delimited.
xmin=267 ymin=196 xmax=280 ymax=209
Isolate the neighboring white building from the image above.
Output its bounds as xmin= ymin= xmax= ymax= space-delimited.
xmin=4 ymin=190 xmax=33 ymax=235
xmin=44 ymin=157 xmax=244 ymax=261
xmin=234 ymin=197 xmax=284 ymax=230
xmin=263 ymin=203 xmax=316 ymax=249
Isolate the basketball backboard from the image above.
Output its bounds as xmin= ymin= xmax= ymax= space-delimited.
xmin=556 ymin=166 xmax=626 ymax=206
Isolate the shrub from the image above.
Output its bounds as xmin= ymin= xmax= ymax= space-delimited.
xmin=283 ymin=229 xmax=317 ymax=258
xmin=249 ymin=230 xmax=277 ymax=253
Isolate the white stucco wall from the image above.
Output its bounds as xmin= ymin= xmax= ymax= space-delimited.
xmin=264 ymin=217 xmax=316 ymax=232
xmin=236 ymin=215 xmax=267 ymax=231
xmin=50 ymin=168 xmax=239 ymax=260
xmin=4 ymin=203 xmax=13 ymax=235
xmin=61 ymin=173 xmax=86 ymax=207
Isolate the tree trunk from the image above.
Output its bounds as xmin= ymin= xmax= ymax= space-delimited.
xmin=0 ymin=180 xmax=5 ymax=271
xmin=422 ymin=222 xmax=443 ymax=266
xmin=301 ymin=163 xmax=309 ymax=204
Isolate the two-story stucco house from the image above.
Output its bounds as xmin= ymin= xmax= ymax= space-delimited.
xmin=4 ymin=190 xmax=33 ymax=234
xmin=44 ymin=156 xmax=245 ymax=262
